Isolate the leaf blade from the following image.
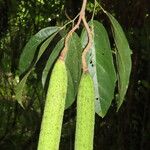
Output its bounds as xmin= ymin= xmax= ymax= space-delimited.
xmin=81 ymin=20 xmax=117 ymax=117
xmin=42 ymin=38 xmax=64 ymax=87
xmin=19 ymin=26 xmax=59 ymax=74
xmin=65 ymin=33 xmax=82 ymax=109
xmin=42 ymin=33 xmax=82 ymax=109
xmin=15 ymin=71 xmax=31 ymax=107
xmin=106 ymin=13 xmax=132 ymax=110
xmin=16 ymin=32 xmax=58 ymax=107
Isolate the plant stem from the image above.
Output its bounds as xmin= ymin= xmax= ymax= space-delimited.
xmin=60 ymin=0 xmax=93 ymax=73
xmin=81 ymin=15 xmax=93 ymax=73
xmin=59 ymin=0 xmax=88 ymax=61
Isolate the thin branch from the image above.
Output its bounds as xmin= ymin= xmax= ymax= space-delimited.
xmin=59 ymin=0 xmax=88 ymax=60
xmin=96 ymin=1 xmax=107 ymax=14
xmin=82 ymin=16 xmax=93 ymax=73
xmin=91 ymin=0 xmax=97 ymax=21
xmin=60 ymin=0 xmax=93 ymax=73
xmin=65 ymin=9 xmax=73 ymax=21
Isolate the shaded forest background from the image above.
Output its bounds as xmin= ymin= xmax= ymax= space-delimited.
xmin=0 ymin=0 xmax=149 ymax=149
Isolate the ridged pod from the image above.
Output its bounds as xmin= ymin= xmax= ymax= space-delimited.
xmin=75 ymin=72 xmax=95 ymax=150
xmin=38 ymin=59 xmax=68 ymax=150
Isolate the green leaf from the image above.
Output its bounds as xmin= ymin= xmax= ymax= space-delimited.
xmin=19 ymin=26 xmax=59 ymax=74
xmin=81 ymin=20 xmax=117 ymax=117
xmin=42 ymin=33 xmax=82 ymax=109
xmin=15 ymin=71 xmax=31 ymax=107
xmin=65 ymin=69 xmax=75 ymax=109
xmin=36 ymin=34 xmax=56 ymax=61
xmin=42 ymin=38 xmax=65 ymax=87
xmin=65 ymin=33 xmax=82 ymax=109
xmin=106 ymin=13 xmax=132 ymax=110
xmin=16 ymin=33 xmax=57 ymax=107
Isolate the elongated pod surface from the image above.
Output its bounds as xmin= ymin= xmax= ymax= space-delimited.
xmin=75 ymin=73 xmax=95 ymax=150
xmin=38 ymin=59 xmax=68 ymax=150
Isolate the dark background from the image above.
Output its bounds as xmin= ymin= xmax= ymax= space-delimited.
xmin=0 ymin=0 xmax=149 ymax=149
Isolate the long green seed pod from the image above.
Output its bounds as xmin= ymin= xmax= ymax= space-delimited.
xmin=75 ymin=73 xmax=95 ymax=150
xmin=38 ymin=59 xmax=68 ymax=150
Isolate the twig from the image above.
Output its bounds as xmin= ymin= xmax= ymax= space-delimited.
xmin=60 ymin=0 xmax=93 ymax=73
xmin=65 ymin=9 xmax=72 ymax=21
xmin=91 ymin=0 xmax=97 ymax=21
xmin=96 ymin=1 xmax=107 ymax=14
xmin=59 ymin=0 xmax=88 ymax=61
xmin=81 ymin=15 xmax=93 ymax=73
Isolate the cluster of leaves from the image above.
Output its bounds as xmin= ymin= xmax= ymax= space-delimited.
xmin=16 ymin=8 xmax=132 ymax=118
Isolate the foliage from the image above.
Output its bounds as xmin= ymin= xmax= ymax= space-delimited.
xmin=81 ymin=20 xmax=117 ymax=117
xmin=0 ymin=0 xmax=149 ymax=149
